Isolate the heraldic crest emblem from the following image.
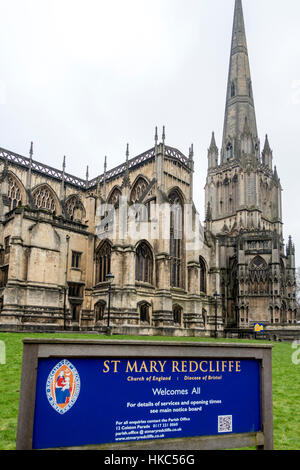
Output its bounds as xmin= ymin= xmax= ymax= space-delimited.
xmin=46 ymin=360 xmax=80 ymax=414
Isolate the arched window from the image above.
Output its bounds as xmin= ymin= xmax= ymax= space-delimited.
xmin=135 ymin=242 xmax=153 ymax=284
xmin=281 ymin=301 xmax=287 ymax=324
xmin=95 ymin=301 xmax=106 ymax=323
xmin=250 ymin=255 xmax=267 ymax=270
xmin=108 ymin=187 xmax=122 ymax=206
xmin=249 ymin=255 xmax=269 ymax=295
xmin=139 ymin=302 xmax=150 ymax=324
xmin=199 ymin=257 xmax=207 ymax=294
xmin=32 ymin=185 xmax=57 ymax=213
xmin=96 ymin=241 xmax=111 ymax=284
xmin=169 ymin=190 xmax=183 ymax=288
xmin=131 ymin=177 xmax=149 ymax=222
xmin=173 ymin=305 xmax=183 ymax=325
xmin=130 ymin=177 xmax=148 ymax=203
xmin=102 ymin=187 xmax=122 ymax=233
xmin=226 ymin=142 xmax=233 ymax=160
xmin=8 ymin=175 xmax=22 ymax=211
xmin=65 ymin=195 xmax=85 ymax=221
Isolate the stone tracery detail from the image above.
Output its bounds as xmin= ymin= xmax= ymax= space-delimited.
xmin=65 ymin=195 xmax=84 ymax=221
xmin=130 ymin=177 xmax=148 ymax=203
xmin=135 ymin=242 xmax=153 ymax=284
xmin=169 ymin=190 xmax=183 ymax=289
xmin=248 ymin=256 xmax=269 ymax=295
xmin=32 ymin=185 xmax=56 ymax=213
xmin=108 ymin=187 xmax=122 ymax=206
xmin=8 ymin=175 xmax=22 ymax=211
xmin=96 ymin=240 xmax=111 ymax=284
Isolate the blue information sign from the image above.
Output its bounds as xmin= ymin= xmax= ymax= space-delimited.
xmin=254 ymin=323 xmax=264 ymax=333
xmin=33 ymin=357 xmax=261 ymax=449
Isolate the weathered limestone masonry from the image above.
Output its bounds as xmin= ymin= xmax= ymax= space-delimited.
xmin=0 ymin=0 xmax=299 ymax=340
xmin=0 ymin=140 xmax=219 ymax=337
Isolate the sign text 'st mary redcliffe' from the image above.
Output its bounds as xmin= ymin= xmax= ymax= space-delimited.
xmin=102 ymin=359 xmax=242 ymax=374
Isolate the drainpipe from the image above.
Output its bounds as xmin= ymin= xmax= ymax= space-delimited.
xmin=63 ymin=235 xmax=70 ymax=330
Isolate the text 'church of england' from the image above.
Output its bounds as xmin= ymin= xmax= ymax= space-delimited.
xmin=0 ymin=0 xmax=298 ymax=340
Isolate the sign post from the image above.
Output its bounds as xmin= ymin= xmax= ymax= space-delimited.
xmin=16 ymin=339 xmax=273 ymax=450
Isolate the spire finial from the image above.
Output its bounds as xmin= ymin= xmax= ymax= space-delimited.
xmin=103 ymin=156 xmax=107 ymax=199
xmin=60 ymin=156 xmax=66 ymax=199
xmin=263 ymin=134 xmax=271 ymax=153
xmin=122 ymin=144 xmax=131 ymax=189
xmin=154 ymin=126 xmax=158 ymax=146
xmin=162 ymin=126 xmax=166 ymax=145
xmin=27 ymin=141 xmax=33 ymax=190
xmin=29 ymin=141 xmax=33 ymax=160
xmin=96 ymin=175 xmax=102 ymax=199
xmin=86 ymin=165 xmax=89 ymax=188
xmin=287 ymin=235 xmax=294 ymax=256
xmin=262 ymin=134 xmax=273 ymax=169
xmin=209 ymin=131 xmax=218 ymax=151
xmin=189 ymin=143 xmax=194 ymax=160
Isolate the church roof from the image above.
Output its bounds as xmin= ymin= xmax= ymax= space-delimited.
xmin=0 ymin=143 xmax=190 ymax=190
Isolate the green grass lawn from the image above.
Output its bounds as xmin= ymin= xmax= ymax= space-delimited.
xmin=0 ymin=332 xmax=299 ymax=450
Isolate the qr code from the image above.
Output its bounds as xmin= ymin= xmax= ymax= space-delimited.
xmin=218 ymin=415 xmax=232 ymax=433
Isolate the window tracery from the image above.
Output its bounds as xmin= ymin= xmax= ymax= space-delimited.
xmin=248 ymin=255 xmax=269 ymax=295
xmin=96 ymin=241 xmax=111 ymax=284
xmin=173 ymin=304 xmax=183 ymax=324
xmin=8 ymin=176 xmax=22 ymax=211
xmin=65 ymin=195 xmax=84 ymax=221
xmin=139 ymin=302 xmax=150 ymax=324
xmin=95 ymin=301 xmax=106 ymax=323
xmin=108 ymin=187 xmax=122 ymax=206
xmin=135 ymin=242 xmax=153 ymax=284
xmin=130 ymin=177 xmax=148 ymax=203
xmin=32 ymin=185 xmax=56 ymax=213
xmin=199 ymin=257 xmax=207 ymax=294
xmin=169 ymin=190 xmax=183 ymax=288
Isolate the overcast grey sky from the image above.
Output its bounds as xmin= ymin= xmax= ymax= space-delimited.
xmin=0 ymin=0 xmax=300 ymax=265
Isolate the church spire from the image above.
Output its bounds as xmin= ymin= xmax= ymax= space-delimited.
xmin=221 ymin=0 xmax=258 ymax=162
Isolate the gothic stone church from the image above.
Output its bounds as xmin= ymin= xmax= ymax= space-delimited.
xmin=0 ymin=0 xmax=298 ymax=339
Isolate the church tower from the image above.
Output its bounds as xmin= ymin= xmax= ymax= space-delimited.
xmin=205 ymin=0 xmax=297 ymax=330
